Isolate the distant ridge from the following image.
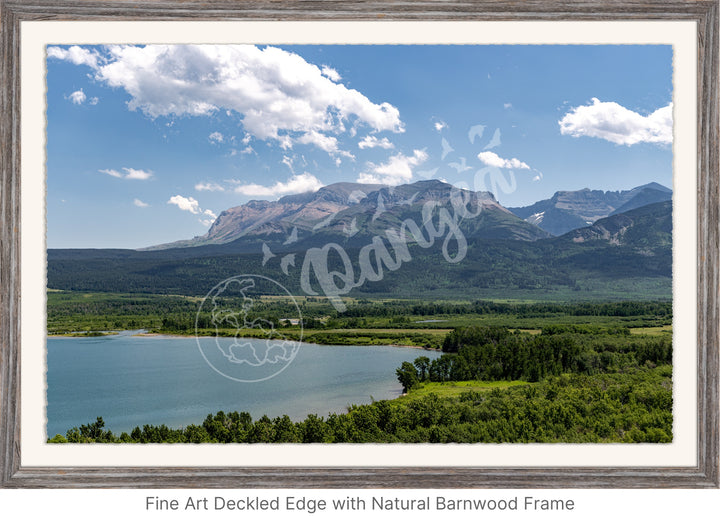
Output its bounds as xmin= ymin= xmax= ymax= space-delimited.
xmin=508 ymin=182 xmax=671 ymax=236
xmin=563 ymin=200 xmax=672 ymax=251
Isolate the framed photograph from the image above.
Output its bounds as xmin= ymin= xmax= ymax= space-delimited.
xmin=1 ymin=1 xmax=717 ymax=488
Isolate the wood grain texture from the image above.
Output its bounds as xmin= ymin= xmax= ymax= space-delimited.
xmin=0 ymin=0 xmax=718 ymax=488
xmin=0 ymin=0 xmax=22 ymax=488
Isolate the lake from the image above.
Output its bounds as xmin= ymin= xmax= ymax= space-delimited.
xmin=46 ymin=331 xmax=434 ymax=437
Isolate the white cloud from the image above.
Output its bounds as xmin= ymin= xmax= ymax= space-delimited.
xmin=47 ymin=45 xmax=100 ymax=68
xmin=233 ymin=173 xmax=323 ymax=197
xmin=99 ymin=167 xmax=153 ymax=180
xmin=195 ymin=182 xmax=225 ymax=192
xmin=124 ymin=168 xmax=154 ymax=180
xmin=168 ymin=195 xmax=217 ymax=226
xmin=477 ymin=151 xmax=530 ymax=170
xmin=208 ymin=131 xmax=224 ymax=144
xmin=56 ymin=45 xmax=404 ymax=154
xmin=321 ymin=65 xmax=341 ymax=82
xmin=100 ymin=169 xmax=123 ymax=178
xmin=434 ymin=120 xmax=448 ymax=132
xmin=357 ymin=149 xmax=429 ymax=186
xmin=67 ymin=90 xmax=98 ymax=106
xmin=358 ymin=135 xmax=394 ymax=150
xmin=168 ymin=195 xmax=202 ymax=214
xmin=504 ymin=102 xmax=513 ymax=109
xmin=282 ymin=155 xmax=295 ymax=172
xmin=338 ymin=150 xmax=355 ymax=160
xmin=559 ymin=98 xmax=673 ymax=145
xmin=68 ymin=89 xmax=86 ymax=105
xmin=133 ymin=198 xmax=149 ymax=207
xmin=296 ymin=130 xmax=340 ymax=154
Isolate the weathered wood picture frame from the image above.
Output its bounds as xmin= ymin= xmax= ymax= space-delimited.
xmin=0 ymin=0 xmax=717 ymax=488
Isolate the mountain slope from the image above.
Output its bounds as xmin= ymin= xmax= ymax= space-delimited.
xmin=563 ymin=200 xmax=672 ymax=251
xmin=146 ymin=179 xmax=551 ymax=251
xmin=508 ymin=183 xmax=671 ymax=236
xmin=610 ymin=187 xmax=673 ymax=216
xmin=146 ymin=182 xmax=386 ymax=250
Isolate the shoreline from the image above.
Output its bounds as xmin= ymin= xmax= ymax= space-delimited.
xmin=138 ymin=330 xmax=440 ymax=351
xmin=49 ymin=329 xmax=441 ymax=351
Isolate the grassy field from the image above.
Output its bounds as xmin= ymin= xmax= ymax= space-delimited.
xmin=630 ymin=325 xmax=673 ymax=335
xmin=394 ymin=379 xmax=529 ymax=401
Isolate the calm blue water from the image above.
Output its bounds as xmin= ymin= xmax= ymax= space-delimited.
xmin=46 ymin=332 xmax=433 ymax=437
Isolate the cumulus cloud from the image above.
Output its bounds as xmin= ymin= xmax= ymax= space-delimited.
xmin=559 ymin=98 xmax=673 ymax=145
xmin=233 ymin=173 xmax=323 ymax=197
xmin=434 ymin=120 xmax=448 ymax=132
xmin=295 ymin=130 xmax=341 ymax=154
xmin=168 ymin=195 xmax=202 ymax=214
xmin=477 ymin=151 xmax=530 ymax=170
xmin=133 ymin=198 xmax=149 ymax=208
xmin=208 ymin=131 xmax=224 ymax=144
xmin=357 ymin=149 xmax=429 ymax=186
xmin=47 ymin=45 xmax=100 ymax=68
xmin=168 ymin=195 xmax=217 ymax=225
xmin=195 ymin=182 xmax=225 ymax=192
xmin=99 ymin=167 xmax=153 ymax=180
xmin=124 ymin=168 xmax=154 ymax=180
xmin=68 ymin=89 xmax=86 ymax=105
xmin=358 ymin=135 xmax=394 ymax=150
xmin=51 ymin=45 xmax=404 ymax=154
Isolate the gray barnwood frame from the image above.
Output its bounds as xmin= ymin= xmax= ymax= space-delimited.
xmin=0 ymin=0 xmax=717 ymax=488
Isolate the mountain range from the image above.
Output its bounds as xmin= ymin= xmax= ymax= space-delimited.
xmin=47 ymin=179 xmax=673 ymax=302
xmin=145 ymin=180 xmax=551 ymax=252
xmin=146 ymin=179 xmax=671 ymax=252
xmin=507 ymin=182 xmax=672 ymax=236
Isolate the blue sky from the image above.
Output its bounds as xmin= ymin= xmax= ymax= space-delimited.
xmin=47 ymin=44 xmax=673 ymax=248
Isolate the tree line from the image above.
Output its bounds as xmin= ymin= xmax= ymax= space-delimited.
xmin=397 ymin=326 xmax=672 ymax=391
